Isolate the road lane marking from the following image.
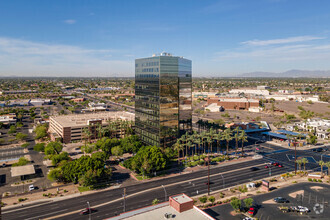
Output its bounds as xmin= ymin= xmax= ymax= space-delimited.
xmin=24 ymin=209 xmax=68 ymax=220
xmin=44 ymin=160 xmax=269 ymax=219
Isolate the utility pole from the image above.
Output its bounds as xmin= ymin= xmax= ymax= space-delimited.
xmin=207 ymin=154 xmax=210 ymax=195
xmin=294 ymin=141 xmax=297 ymax=175
xmin=123 ymin=188 xmax=126 ymax=213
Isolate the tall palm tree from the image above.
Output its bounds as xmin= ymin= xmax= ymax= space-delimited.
xmin=205 ymin=136 xmax=212 ymax=155
xmin=222 ymin=128 xmax=233 ymax=156
xmin=325 ymin=162 xmax=330 ymax=177
xmin=96 ymin=123 xmax=104 ymax=140
xmin=200 ymin=131 xmax=207 ymax=154
xmin=319 ymin=160 xmax=325 ymax=175
xmin=186 ymin=141 xmax=193 ymax=157
xmin=239 ymin=130 xmax=248 ymax=156
xmin=214 ymin=132 xmax=223 ymax=154
xmin=301 ymin=158 xmax=308 ymax=171
xmin=208 ymin=128 xmax=216 ymax=154
xmin=173 ymin=140 xmax=184 ymax=164
xmin=233 ymin=127 xmax=240 ymax=156
xmin=296 ymin=159 xmax=302 ymax=171
xmin=193 ymin=133 xmax=202 ymax=155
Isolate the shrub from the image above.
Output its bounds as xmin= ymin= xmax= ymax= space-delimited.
xmin=219 ymin=192 xmax=224 ymax=198
xmin=33 ymin=143 xmax=45 ymax=152
xmin=313 ymin=179 xmax=317 ymax=182
xmin=21 ymin=143 xmax=29 ymax=148
xmin=318 ymin=179 xmax=322 ymax=183
xmin=12 ymin=157 xmax=29 ymax=167
xmin=293 ymin=181 xmax=297 ymax=183
xmin=208 ymin=196 xmax=215 ymax=204
xmin=199 ymin=196 xmax=207 ymax=204
xmin=308 ymin=178 xmax=312 ymax=182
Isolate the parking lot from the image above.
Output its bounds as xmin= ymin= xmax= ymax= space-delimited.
xmin=205 ymin=182 xmax=330 ymax=220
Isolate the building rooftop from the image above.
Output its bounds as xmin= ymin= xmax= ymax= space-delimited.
xmin=107 ymin=202 xmax=213 ymax=220
xmin=50 ymin=111 xmax=134 ymax=128
xmin=172 ymin=194 xmax=193 ymax=204
xmin=11 ymin=165 xmax=35 ymax=177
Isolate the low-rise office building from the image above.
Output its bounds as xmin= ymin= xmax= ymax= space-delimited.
xmin=107 ymin=193 xmax=214 ymax=220
xmin=49 ymin=111 xmax=134 ymax=143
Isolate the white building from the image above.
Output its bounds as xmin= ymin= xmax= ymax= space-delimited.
xmin=229 ymin=89 xmax=270 ymax=96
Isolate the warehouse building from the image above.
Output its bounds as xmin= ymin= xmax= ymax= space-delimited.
xmin=205 ymin=98 xmax=259 ymax=111
xmin=49 ymin=111 xmax=134 ymax=143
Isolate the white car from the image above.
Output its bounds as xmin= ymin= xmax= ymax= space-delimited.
xmin=29 ymin=185 xmax=35 ymax=191
xmin=297 ymin=206 xmax=309 ymax=212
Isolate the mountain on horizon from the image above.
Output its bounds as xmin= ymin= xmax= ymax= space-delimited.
xmin=237 ymin=69 xmax=330 ymax=78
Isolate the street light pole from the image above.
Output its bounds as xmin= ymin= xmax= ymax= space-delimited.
xmin=161 ymin=185 xmax=167 ymax=202
xmin=87 ymin=201 xmax=91 ymax=220
xmin=207 ymin=154 xmax=210 ymax=195
xmin=123 ymin=188 xmax=126 ymax=213
xmin=294 ymin=142 xmax=297 ymax=175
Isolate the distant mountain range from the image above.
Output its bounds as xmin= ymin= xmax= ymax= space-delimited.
xmin=236 ymin=69 xmax=330 ymax=78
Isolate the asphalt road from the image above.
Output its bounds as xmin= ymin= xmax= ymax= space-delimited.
xmin=2 ymin=157 xmax=292 ymax=220
xmin=205 ymin=182 xmax=330 ymax=220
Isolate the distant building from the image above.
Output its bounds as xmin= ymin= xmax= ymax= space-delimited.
xmin=49 ymin=111 xmax=134 ymax=143
xmin=135 ymin=52 xmax=192 ymax=147
xmin=257 ymin=85 xmax=270 ymax=90
xmin=192 ymin=92 xmax=217 ymax=100
xmin=0 ymin=90 xmax=38 ymax=95
xmin=293 ymin=118 xmax=330 ymax=140
xmin=0 ymin=115 xmax=16 ymax=125
xmin=90 ymin=87 xmax=120 ymax=91
xmin=206 ymin=98 xmax=259 ymax=111
xmin=229 ymin=89 xmax=269 ymax=96
xmin=71 ymin=98 xmax=85 ymax=103
xmin=107 ymin=193 xmax=215 ymax=220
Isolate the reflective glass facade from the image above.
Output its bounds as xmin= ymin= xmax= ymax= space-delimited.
xmin=135 ymin=55 xmax=192 ymax=147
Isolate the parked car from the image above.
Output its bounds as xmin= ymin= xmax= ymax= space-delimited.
xmin=274 ymin=197 xmax=289 ymax=203
xmin=250 ymin=167 xmax=259 ymax=171
xmin=248 ymin=207 xmax=256 ymax=215
xmin=277 ymin=164 xmax=283 ymax=168
xmin=265 ymin=165 xmax=270 ymax=168
xmin=79 ymin=208 xmax=97 ymax=215
xmin=29 ymin=185 xmax=35 ymax=191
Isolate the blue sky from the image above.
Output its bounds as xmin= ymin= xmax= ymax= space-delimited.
xmin=0 ymin=0 xmax=330 ymax=77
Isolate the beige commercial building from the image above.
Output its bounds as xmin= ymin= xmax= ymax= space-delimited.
xmin=49 ymin=111 xmax=134 ymax=143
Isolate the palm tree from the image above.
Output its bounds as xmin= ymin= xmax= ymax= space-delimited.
xmin=239 ymin=130 xmax=248 ymax=156
xmin=214 ymin=132 xmax=223 ymax=154
xmin=206 ymin=136 xmax=212 ymax=155
xmin=186 ymin=141 xmax=193 ymax=157
xmin=208 ymin=128 xmax=216 ymax=154
xmin=96 ymin=123 xmax=104 ymax=140
xmin=301 ymin=158 xmax=308 ymax=171
xmin=296 ymin=159 xmax=302 ymax=171
xmin=222 ymin=128 xmax=233 ymax=156
xmin=201 ymin=131 xmax=207 ymax=154
xmin=325 ymin=162 xmax=330 ymax=177
xmin=319 ymin=160 xmax=325 ymax=175
xmin=173 ymin=140 xmax=184 ymax=164
xmin=233 ymin=127 xmax=240 ymax=156
xmin=194 ymin=135 xmax=202 ymax=155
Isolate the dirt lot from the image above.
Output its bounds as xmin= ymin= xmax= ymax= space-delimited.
xmin=266 ymin=101 xmax=330 ymax=117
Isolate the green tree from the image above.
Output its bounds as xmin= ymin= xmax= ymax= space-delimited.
xmin=296 ymin=159 xmax=302 ymax=171
xmin=47 ymin=168 xmax=63 ymax=181
xmin=307 ymin=134 xmax=317 ymax=145
xmin=301 ymin=157 xmax=308 ymax=171
xmin=33 ymin=143 xmax=45 ymax=152
xmin=8 ymin=125 xmax=16 ymax=134
xmin=243 ymin=198 xmax=253 ymax=209
xmin=34 ymin=124 xmax=48 ymax=140
xmin=111 ymin=146 xmax=123 ymax=158
xmin=326 ymin=162 xmax=330 ymax=177
xmin=16 ymin=132 xmax=28 ymax=141
xmin=319 ymin=160 xmax=325 ymax=175
xmin=222 ymin=128 xmax=233 ymax=156
xmin=12 ymin=157 xmax=29 ymax=167
xmin=44 ymin=142 xmax=63 ymax=155
xmin=230 ymin=198 xmax=242 ymax=211
xmin=239 ymin=130 xmax=248 ymax=156
xmin=51 ymin=152 xmax=70 ymax=166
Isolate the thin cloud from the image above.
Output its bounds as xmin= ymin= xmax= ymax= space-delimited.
xmin=63 ymin=19 xmax=76 ymax=24
xmin=0 ymin=37 xmax=132 ymax=77
xmin=242 ymin=36 xmax=325 ymax=46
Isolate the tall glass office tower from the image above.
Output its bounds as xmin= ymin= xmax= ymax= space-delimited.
xmin=135 ymin=52 xmax=192 ymax=148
